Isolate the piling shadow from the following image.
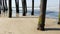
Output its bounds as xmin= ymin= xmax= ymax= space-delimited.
xmin=45 ymin=28 xmax=60 ymax=31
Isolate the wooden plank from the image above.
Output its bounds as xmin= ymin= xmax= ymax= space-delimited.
xmin=37 ymin=0 xmax=47 ymax=31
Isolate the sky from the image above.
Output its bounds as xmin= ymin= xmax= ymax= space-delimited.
xmin=7 ymin=0 xmax=59 ymax=11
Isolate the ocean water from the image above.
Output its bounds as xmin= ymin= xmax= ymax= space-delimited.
xmin=12 ymin=8 xmax=59 ymax=19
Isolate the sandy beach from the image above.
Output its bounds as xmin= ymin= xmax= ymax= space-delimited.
xmin=0 ymin=16 xmax=60 ymax=34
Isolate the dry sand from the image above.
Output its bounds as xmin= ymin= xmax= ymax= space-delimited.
xmin=0 ymin=16 xmax=60 ymax=34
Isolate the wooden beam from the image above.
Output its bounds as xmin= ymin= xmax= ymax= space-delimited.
xmin=15 ymin=0 xmax=19 ymax=17
xmin=22 ymin=0 xmax=27 ymax=16
xmin=9 ymin=0 xmax=12 ymax=18
xmin=37 ymin=0 xmax=47 ymax=31
xmin=31 ymin=0 xmax=34 ymax=15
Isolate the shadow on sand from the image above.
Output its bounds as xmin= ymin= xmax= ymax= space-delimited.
xmin=45 ymin=28 xmax=60 ymax=31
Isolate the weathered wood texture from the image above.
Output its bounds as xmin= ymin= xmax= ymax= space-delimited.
xmin=37 ymin=0 xmax=47 ymax=30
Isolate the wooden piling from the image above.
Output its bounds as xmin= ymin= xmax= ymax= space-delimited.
xmin=3 ymin=0 xmax=5 ymax=13
xmin=0 ymin=9 xmax=1 ymax=16
xmin=25 ymin=0 xmax=27 ymax=13
xmin=0 ymin=10 xmax=1 ymax=16
xmin=5 ymin=0 xmax=8 ymax=11
xmin=2 ymin=0 xmax=5 ymax=17
xmin=15 ymin=0 xmax=19 ymax=17
xmin=58 ymin=5 xmax=60 ymax=24
xmin=9 ymin=0 xmax=12 ymax=18
xmin=37 ymin=0 xmax=47 ymax=31
xmin=0 ymin=10 xmax=1 ymax=14
xmin=0 ymin=0 xmax=2 ymax=16
xmin=22 ymin=0 xmax=27 ymax=16
xmin=4 ymin=0 xmax=8 ymax=16
xmin=31 ymin=0 xmax=34 ymax=15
